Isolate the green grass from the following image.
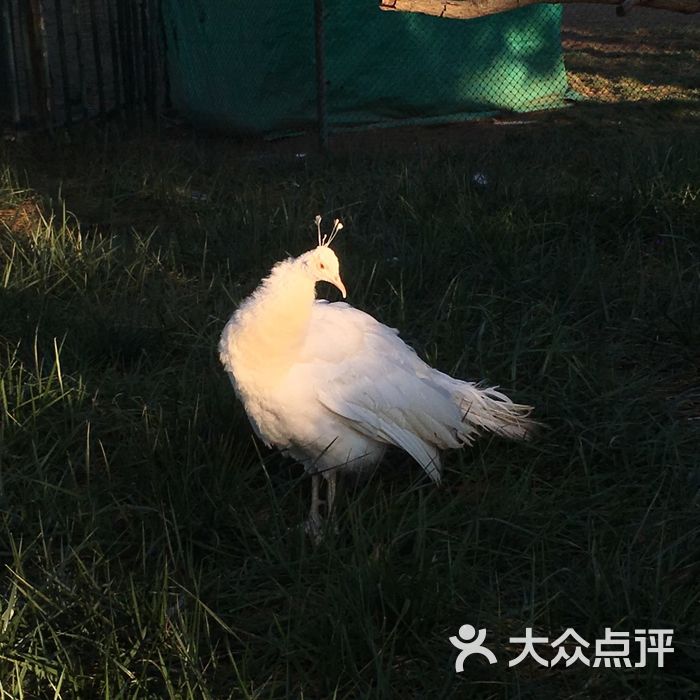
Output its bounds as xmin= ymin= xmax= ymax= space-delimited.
xmin=0 ymin=118 xmax=699 ymax=698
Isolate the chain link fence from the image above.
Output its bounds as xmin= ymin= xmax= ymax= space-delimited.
xmin=1 ymin=1 xmax=698 ymax=134
xmin=159 ymin=2 xmax=572 ymax=137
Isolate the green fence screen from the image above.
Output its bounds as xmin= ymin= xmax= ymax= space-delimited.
xmin=162 ymin=0 xmax=570 ymax=135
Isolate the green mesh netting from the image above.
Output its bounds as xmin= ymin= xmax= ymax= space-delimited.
xmin=162 ymin=0 xmax=569 ymax=135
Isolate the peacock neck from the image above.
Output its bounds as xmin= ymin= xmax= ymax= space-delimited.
xmin=233 ymin=259 xmax=316 ymax=383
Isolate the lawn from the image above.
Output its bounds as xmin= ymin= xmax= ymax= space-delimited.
xmin=0 ymin=114 xmax=699 ymax=698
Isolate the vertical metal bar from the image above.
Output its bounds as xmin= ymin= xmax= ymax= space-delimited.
xmin=17 ymin=0 xmax=35 ymax=121
xmin=72 ymin=0 xmax=88 ymax=119
xmin=125 ymin=0 xmax=140 ymax=125
xmin=133 ymin=0 xmax=144 ymax=125
xmin=138 ymin=0 xmax=150 ymax=121
xmin=313 ymin=0 xmax=328 ymax=152
xmin=118 ymin=0 xmax=134 ymax=120
xmin=53 ymin=0 xmax=72 ymax=125
xmin=106 ymin=0 xmax=123 ymax=117
xmin=157 ymin=0 xmax=170 ymax=114
xmin=87 ymin=0 xmax=105 ymax=118
xmin=143 ymin=0 xmax=156 ymax=120
xmin=141 ymin=0 xmax=150 ymax=119
xmin=2 ymin=0 xmax=22 ymax=125
xmin=29 ymin=0 xmax=53 ymax=130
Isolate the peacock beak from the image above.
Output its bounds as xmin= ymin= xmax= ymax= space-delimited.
xmin=332 ymin=275 xmax=347 ymax=299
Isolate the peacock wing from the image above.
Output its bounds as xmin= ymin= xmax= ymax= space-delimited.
xmin=301 ymin=302 xmax=472 ymax=483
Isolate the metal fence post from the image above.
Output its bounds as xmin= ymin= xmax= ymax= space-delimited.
xmin=54 ymin=0 xmax=72 ymax=126
xmin=314 ymin=0 xmax=328 ymax=152
xmin=1 ymin=0 xmax=22 ymax=125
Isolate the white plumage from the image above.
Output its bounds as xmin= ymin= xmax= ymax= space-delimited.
xmin=219 ymin=219 xmax=536 ymax=536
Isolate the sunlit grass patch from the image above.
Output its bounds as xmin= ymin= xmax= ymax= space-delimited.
xmin=562 ymin=9 xmax=700 ymax=106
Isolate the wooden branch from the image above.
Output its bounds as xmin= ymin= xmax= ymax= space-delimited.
xmin=379 ymin=0 xmax=700 ymax=19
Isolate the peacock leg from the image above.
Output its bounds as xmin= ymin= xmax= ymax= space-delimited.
xmin=304 ymin=473 xmax=324 ymax=541
xmin=326 ymin=471 xmax=337 ymax=515
xmin=324 ymin=471 xmax=339 ymax=535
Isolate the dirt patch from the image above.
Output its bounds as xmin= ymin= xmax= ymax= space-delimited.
xmin=0 ymin=199 xmax=44 ymax=236
xmin=562 ymin=5 xmax=700 ymax=103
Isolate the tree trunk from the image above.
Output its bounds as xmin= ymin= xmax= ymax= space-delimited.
xmin=379 ymin=0 xmax=700 ymax=19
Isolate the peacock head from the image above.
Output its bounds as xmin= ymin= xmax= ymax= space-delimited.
xmin=302 ymin=245 xmax=346 ymax=299
xmin=299 ymin=215 xmax=347 ymax=298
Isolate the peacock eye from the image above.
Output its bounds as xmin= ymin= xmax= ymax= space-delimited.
xmin=319 ymin=262 xmax=325 ymax=270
